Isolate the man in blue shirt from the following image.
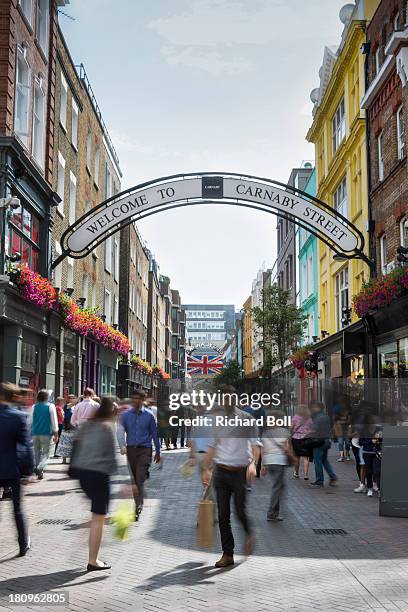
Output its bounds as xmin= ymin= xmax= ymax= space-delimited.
xmin=118 ymin=390 xmax=160 ymax=519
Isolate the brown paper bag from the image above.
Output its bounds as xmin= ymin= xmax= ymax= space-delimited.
xmin=196 ymin=500 xmax=215 ymax=548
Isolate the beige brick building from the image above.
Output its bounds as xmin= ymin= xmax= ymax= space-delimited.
xmin=51 ymin=27 xmax=122 ymax=395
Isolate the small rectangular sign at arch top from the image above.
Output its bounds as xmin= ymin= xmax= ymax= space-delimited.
xmin=66 ymin=175 xmax=359 ymax=254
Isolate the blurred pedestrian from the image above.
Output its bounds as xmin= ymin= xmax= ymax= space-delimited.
xmin=188 ymin=404 xmax=216 ymax=520
xmin=71 ymin=388 xmax=99 ymax=427
xmin=54 ymin=396 xmax=65 ymax=457
xmin=360 ymin=413 xmax=382 ymax=497
xmin=309 ymin=401 xmax=337 ymax=488
xmin=70 ymin=396 xmax=117 ymax=571
xmin=0 ymin=382 xmax=33 ymax=556
xmin=290 ymin=405 xmax=313 ymax=480
xmin=56 ymin=400 xmax=75 ymax=464
xmin=118 ymin=390 xmax=161 ymax=521
xmin=31 ymin=389 xmax=58 ymax=480
xmin=145 ymin=397 xmax=158 ymax=422
xmin=202 ymin=387 xmax=260 ymax=568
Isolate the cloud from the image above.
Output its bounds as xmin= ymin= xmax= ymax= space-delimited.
xmin=162 ymin=45 xmax=254 ymax=76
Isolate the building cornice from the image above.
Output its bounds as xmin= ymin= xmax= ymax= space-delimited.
xmin=307 ymin=21 xmax=366 ymax=143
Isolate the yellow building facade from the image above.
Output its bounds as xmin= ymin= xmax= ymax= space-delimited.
xmin=243 ymin=296 xmax=253 ymax=376
xmin=307 ymin=1 xmax=379 ymax=338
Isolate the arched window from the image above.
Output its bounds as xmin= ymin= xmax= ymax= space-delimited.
xmin=400 ymin=217 xmax=408 ymax=248
xmin=32 ymin=75 xmax=45 ymax=167
xmin=14 ymin=45 xmax=31 ymax=147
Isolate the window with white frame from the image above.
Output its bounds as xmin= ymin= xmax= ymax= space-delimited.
xmin=333 ymin=176 xmax=347 ymax=219
xmin=114 ymin=239 xmax=119 ymax=282
xmin=380 ymin=234 xmax=388 ymax=275
xmin=86 ymin=131 xmax=92 ymax=171
xmin=94 ymin=147 xmax=100 ymax=185
xmin=309 ymin=312 xmax=315 ymax=340
xmin=335 ymin=267 xmax=349 ymax=331
xmin=378 ymin=131 xmax=384 ymax=181
xmin=401 ymin=217 xmax=408 ymax=247
xmin=105 ymin=162 xmax=112 ymax=198
xmin=375 ymin=47 xmax=381 ymax=75
xmin=92 ymin=284 xmax=97 ymax=309
xmin=332 ymin=98 xmax=346 ymax=153
xmin=60 ymin=71 xmax=67 ymax=128
xmin=308 ymin=254 xmax=313 ymax=296
xmin=104 ymin=235 xmax=112 ymax=273
xmin=14 ymin=46 xmax=31 ymax=146
xmin=68 ymin=171 xmax=76 ymax=225
xmin=31 ymin=76 xmax=45 ymax=167
xmin=113 ymin=295 xmax=119 ymax=325
xmin=36 ymin=0 xmax=49 ymax=56
xmin=67 ymin=257 xmax=74 ymax=288
xmin=18 ymin=0 xmax=33 ymax=24
xmin=53 ymin=241 xmax=62 ymax=289
xmin=56 ymin=151 xmax=65 ymax=216
xmin=71 ymin=99 xmax=78 ymax=150
xmin=397 ymin=106 xmax=405 ymax=160
xmin=104 ymin=289 xmax=111 ymax=324
xmin=394 ymin=12 xmax=400 ymax=30
xmin=82 ymin=274 xmax=89 ymax=304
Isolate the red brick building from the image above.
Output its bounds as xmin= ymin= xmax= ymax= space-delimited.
xmin=361 ymin=0 xmax=408 ymax=395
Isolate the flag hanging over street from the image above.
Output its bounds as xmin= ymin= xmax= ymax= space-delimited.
xmin=187 ymin=353 xmax=224 ymax=375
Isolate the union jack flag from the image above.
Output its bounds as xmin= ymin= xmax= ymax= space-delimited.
xmin=187 ymin=353 xmax=224 ymax=375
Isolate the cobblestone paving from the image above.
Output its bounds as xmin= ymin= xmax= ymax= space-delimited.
xmin=1 ymin=449 xmax=408 ymax=611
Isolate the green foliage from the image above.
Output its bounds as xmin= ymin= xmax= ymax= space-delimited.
xmin=251 ymin=284 xmax=307 ymax=375
xmin=213 ymin=359 xmax=241 ymax=386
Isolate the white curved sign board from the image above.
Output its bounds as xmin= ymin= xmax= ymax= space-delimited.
xmin=66 ymin=176 xmax=358 ymax=253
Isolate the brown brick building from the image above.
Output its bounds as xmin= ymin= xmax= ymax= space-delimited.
xmin=51 ymin=26 xmax=122 ymax=395
xmin=361 ymin=0 xmax=408 ymax=388
xmin=0 ymin=1 xmax=62 ymax=389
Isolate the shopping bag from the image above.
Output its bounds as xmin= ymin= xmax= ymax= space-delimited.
xmin=196 ymin=500 xmax=215 ymax=548
xmin=111 ymin=500 xmax=134 ymax=541
xmin=180 ymin=459 xmax=195 ymax=478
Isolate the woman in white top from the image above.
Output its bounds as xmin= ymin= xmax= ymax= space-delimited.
xmin=261 ymin=411 xmax=293 ymax=522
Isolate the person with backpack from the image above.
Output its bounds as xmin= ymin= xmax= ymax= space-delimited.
xmin=31 ymin=389 xmax=58 ymax=480
xmin=309 ymin=401 xmax=338 ymax=488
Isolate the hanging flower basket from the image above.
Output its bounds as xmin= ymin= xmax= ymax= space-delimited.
xmin=13 ymin=266 xmax=131 ymax=356
xmin=352 ymin=267 xmax=408 ymax=318
xmin=289 ymin=345 xmax=313 ymax=370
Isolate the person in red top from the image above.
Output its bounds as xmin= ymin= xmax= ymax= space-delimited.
xmin=54 ymin=396 xmax=65 ymax=458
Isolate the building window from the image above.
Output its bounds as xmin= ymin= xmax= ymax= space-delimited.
xmin=35 ymin=0 xmax=49 ymax=56
xmin=114 ymin=238 xmax=119 ymax=282
xmin=397 ymin=106 xmax=405 ymax=160
xmin=380 ymin=234 xmax=388 ymax=275
xmin=71 ymin=99 xmax=78 ymax=150
xmin=301 ymin=261 xmax=307 ymax=301
xmin=105 ymin=235 xmax=112 ymax=273
xmin=82 ymin=274 xmax=89 ymax=304
xmin=53 ymin=241 xmax=62 ymax=289
xmin=56 ymin=152 xmax=65 ymax=216
xmin=378 ymin=131 xmax=384 ymax=181
xmin=375 ymin=47 xmax=381 ymax=75
xmin=68 ymin=171 xmax=77 ymax=225
xmin=94 ymin=147 xmax=100 ymax=186
xmin=333 ymin=176 xmax=347 ymax=219
xmin=394 ymin=12 xmax=400 ymax=30
xmin=307 ymin=254 xmax=313 ymax=296
xmin=105 ymin=163 xmax=112 ymax=198
xmin=104 ymin=289 xmax=111 ymax=324
xmin=86 ymin=131 xmax=92 ymax=171
xmin=18 ymin=0 xmax=33 ymax=24
xmin=31 ymin=76 xmax=45 ymax=167
xmin=113 ymin=295 xmax=119 ymax=325
xmin=332 ymin=98 xmax=346 ymax=153
xmin=60 ymin=71 xmax=67 ymax=129
xmin=67 ymin=257 xmax=74 ymax=288
xmin=335 ymin=267 xmax=349 ymax=331
xmin=8 ymin=203 xmax=40 ymax=272
xmin=14 ymin=46 xmax=31 ymax=147
xmin=400 ymin=217 xmax=408 ymax=247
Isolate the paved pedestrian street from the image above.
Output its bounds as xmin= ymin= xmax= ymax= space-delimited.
xmin=1 ymin=450 xmax=408 ymax=612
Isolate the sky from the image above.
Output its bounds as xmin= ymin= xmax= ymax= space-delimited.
xmin=61 ymin=0 xmax=347 ymax=308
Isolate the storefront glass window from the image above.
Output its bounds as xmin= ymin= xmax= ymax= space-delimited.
xmin=378 ymin=342 xmax=398 ymax=418
xmin=399 ymin=338 xmax=408 ymax=411
xmin=63 ymin=354 xmax=75 ymax=396
xmin=8 ymin=204 xmax=40 ymax=272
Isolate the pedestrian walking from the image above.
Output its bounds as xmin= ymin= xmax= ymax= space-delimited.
xmin=31 ymin=389 xmax=58 ymax=480
xmin=71 ymin=388 xmax=99 ymax=428
xmin=117 ymin=390 xmax=160 ymax=520
xmin=56 ymin=400 xmax=76 ymax=464
xmin=0 ymin=382 xmax=33 ymax=556
xmin=261 ymin=411 xmax=293 ymax=521
xmin=145 ymin=397 xmax=158 ymax=422
xmin=202 ymin=387 xmax=260 ymax=568
xmin=54 ymin=396 xmax=65 ymax=457
xmin=309 ymin=401 xmax=338 ymax=488
xmin=188 ymin=404 xmax=216 ymax=517
xmin=360 ymin=413 xmax=382 ymax=497
xmin=290 ymin=405 xmax=313 ymax=480
xmin=70 ymin=396 xmax=117 ymax=571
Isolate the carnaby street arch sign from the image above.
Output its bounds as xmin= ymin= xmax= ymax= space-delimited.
xmin=53 ymin=172 xmax=370 ymax=268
